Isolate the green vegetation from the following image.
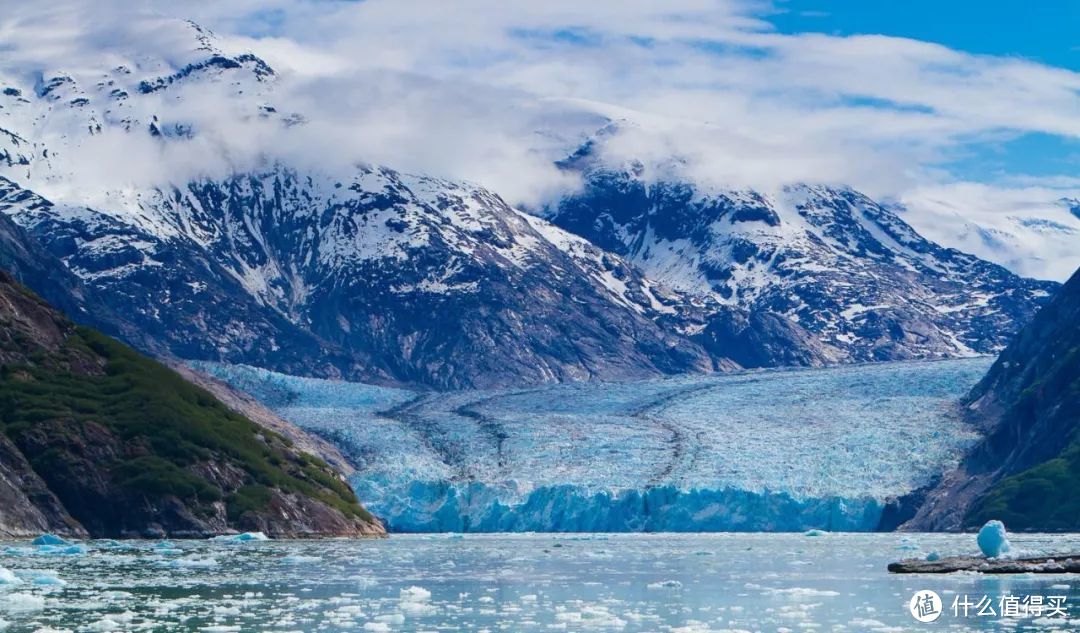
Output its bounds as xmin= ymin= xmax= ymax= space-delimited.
xmin=113 ymin=456 xmax=222 ymax=502
xmin=966 ymin=432 xmax=1080 ymax=531
xmin=227 ymin=484 xmax=274 ymax=521
xmin=0 ymin=325 xmax=370 ymax=523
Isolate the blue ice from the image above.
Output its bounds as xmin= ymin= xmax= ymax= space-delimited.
xmin=198 ymin=358 xmax=991 ymax=532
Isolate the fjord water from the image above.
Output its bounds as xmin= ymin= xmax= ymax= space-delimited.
xmin=201 ymin=358 xmax=992 ymax=533
xmin=1 ymin=533 xmax=1077 ymax=631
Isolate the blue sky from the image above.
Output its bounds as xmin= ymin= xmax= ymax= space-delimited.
xmin=769 ymin=1 xmax=1080 ymax=182
xmin=769 ymin=1 xmax=1079 ymax=70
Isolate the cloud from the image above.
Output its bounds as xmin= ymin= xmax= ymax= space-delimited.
xmin=1 ymin=0 xmax=1078 ymax=265
xmin=898 ymin=182 xmax=1080 ymax=281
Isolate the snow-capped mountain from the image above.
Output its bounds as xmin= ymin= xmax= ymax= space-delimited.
xmin=2 ymin=170 xmax=734 ymax=388
xmin=543 ymin=126 xmax=1059 ymax=363
xmin=0 ymin=17 xmax=1059 ymax=388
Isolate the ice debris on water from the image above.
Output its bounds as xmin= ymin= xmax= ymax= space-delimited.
xmin=925 ymin=551 xmax=941 ymax=561
xmin=32 ymin=574 xmax=66 ymax=586
xmin=400 ymin=586 xmax=432 ymax=601
xmin=3 ymin=592 xmax=45 ymax=611
xmin=31 ymin=534 xmax=69 ymax=546
xmin=647 ymin=580 xmax=683 ymax=590
xmin=0 ymin=567 xmax=20 ymax=585
xmin=804 ymin=529 xmax=827 ymax=537
xmin=977 ymin=520 xmax=1012 ymax=558
xmin=213 ymin=532 xmax=269 ymax=542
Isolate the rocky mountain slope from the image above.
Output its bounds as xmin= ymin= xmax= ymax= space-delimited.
xmin=0 ymin=269 xmax=383 ymax=538
xmin=543 ymin=125 xmax=1058 ymax=365
xmin=0 ymin=18 xmax=1058 ymax=388
xmin=0 ymin=171 xmax=727 ymax=389
xmin=903 ymin=266 xmax=1080 ymax=531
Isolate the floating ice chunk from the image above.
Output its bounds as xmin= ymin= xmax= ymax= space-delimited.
xmin=214 ymin=532 xmax=269 ymax=542
xmin=803 ymin=529 xmax=828 ymax=537
xmin=166 ymin=557 xmax=219 ymax=569
xmin=977 ymin=520 xmax=1011 ymax=558
xmin=3 ymin=592 xmax=45 ymax=611
xmin=362 ymin=623 xmax=390 ymax=632
xmin=647 ymin=580 xmax=683 ymax=590
xmin=375 ymin=613 xmax=405 ymax=624
xmin=31 ymin=534 xmax=69 ymax=546
xmin=281 ymin=555 xmax=321 ymax=564
xmin=0 ymin=567 xmax=20 ymax=585
xmin=925 ymin=551 xmax=941 ymax=561
xmin=83 ymin=617 xmax=122 ymax=632
xmin=32 ymin=574 xmax=66 ymax=586
xmin=400 ymin=586 xmax=431 ymax=601
xmin=36 ymin=544 xmax=86 ymax=555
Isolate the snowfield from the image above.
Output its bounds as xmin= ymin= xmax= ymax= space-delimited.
xmin=198 ymin=358 xmax=991 ymax=532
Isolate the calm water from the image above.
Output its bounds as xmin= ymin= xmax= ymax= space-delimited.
xmin=1 ymin=533 xmax=1078 ymax=632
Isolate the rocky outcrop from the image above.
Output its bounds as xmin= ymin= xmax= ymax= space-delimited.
xmin=902 ymin=266 xmax=1080 ymax=531
xmin=0 ymin=269 xmax=384 ymax=538
xmin=889 ymin=555 xmax=1080 ymax=574
xmin=0 ymin=433 xmax=86 ymax=537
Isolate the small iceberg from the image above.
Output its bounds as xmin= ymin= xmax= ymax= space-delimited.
xmin=213 ymin=532 xmax=269 ymax=543
xmin=36 ymin=544 xmax=87 ymax=556
xmin=31 ymin=534 xmax=69 ymax=546
xmin=803 ymin=529 xmax=828 ymax=537
xmin=647 ymin=580 xmax=683 ymax=590
xmin=32 ymin=574 xmax=66 ymax=586
xmin=399 ymin=586 xmax=432 ymax=602
xmin=925 ymin=551 xmax=941 ymax=562
xmin=0 ymin=567 xmax=21 ymax=585
xmin=977 ymin=520 xmax=1011 ymax=558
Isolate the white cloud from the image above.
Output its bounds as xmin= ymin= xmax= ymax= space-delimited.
xmin=899 ymin=182 xmax=1080 ymax=281
xmin=1 ymin=0 xmax=1077 ymax=277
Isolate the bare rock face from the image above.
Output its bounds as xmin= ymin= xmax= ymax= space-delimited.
xmin=0 ymin=269 xmax=384 ymax=538
xmin=0 ymin=433 xmax=86 ymax=537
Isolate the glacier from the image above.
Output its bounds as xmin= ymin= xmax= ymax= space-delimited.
xmin=198 ymin=358 xmax=992 ymax=532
